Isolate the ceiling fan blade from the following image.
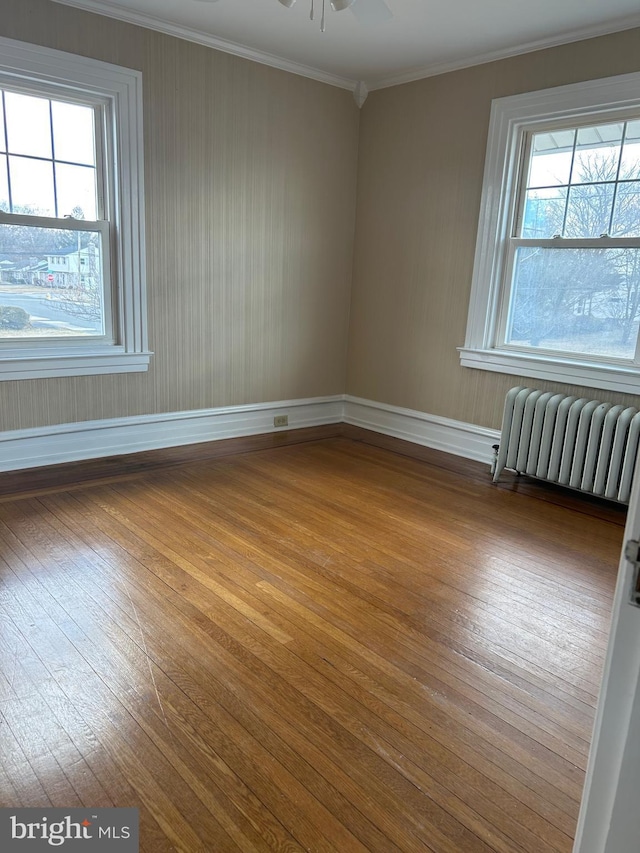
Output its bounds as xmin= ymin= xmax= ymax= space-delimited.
xmin=350 ymin=0 xmax=393 ymax=25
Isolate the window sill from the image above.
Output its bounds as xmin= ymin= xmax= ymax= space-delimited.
xmin=0 ymin=347 xmax=153 ymax=381
xmin=458 ymin=347 xmax=640 ymax=396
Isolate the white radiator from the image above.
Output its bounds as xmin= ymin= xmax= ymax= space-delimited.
xmin=493 ymin=386 xmax=640 ymax=503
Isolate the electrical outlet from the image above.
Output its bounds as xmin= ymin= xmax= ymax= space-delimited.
xmin=274 ymin=414 xmax=288 ymax=427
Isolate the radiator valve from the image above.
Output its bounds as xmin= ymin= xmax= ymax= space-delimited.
xmin=490 ymin=444 xmax=499 ymax=476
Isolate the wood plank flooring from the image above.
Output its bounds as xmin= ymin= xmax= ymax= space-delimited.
xmin=0 ymin=435 xmax=624 ymax=852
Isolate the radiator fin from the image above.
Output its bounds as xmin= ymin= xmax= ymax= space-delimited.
xmin=493 ymin=387 xmax=639 ymax=503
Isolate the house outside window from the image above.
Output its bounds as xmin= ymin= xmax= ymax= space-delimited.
xmin=460 ymin=71 xmax=640 ymax=395
xmin=0 ymin=36 xmax=150 ymax=380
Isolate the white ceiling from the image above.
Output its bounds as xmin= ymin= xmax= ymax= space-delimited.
xmin=52 ymin=0 xmax=640 ymax=92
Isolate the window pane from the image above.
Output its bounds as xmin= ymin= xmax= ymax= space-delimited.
xmin=506 ymin=247 xmax=640 ymax=359
xmin=521 ymin=187 xmax=567 ymax=237
xmin=51 ymin=101 xmax=95 ymax=166
xmin=9 ymin=155 xmax=55 ymax=216
xmin=0 ymin=98 xmax=5 ymax=153
xmin=0 ymin=224 xmax=104 ymax=338
xmin=0 ymin=155 xmax=8 ymax=211
xmin=571 ymin=123 xmax=623 ymax=185
xmin=564 ymin=183 xmax=615 ymax=237
xmin=620 ymin=121 xmax=640 ymax=181
xmin=4 ymin=91 xmax=52 ymax=159
xmin=55 ymin=163 xmax=97 ymax=219
xmin=611 ymin=181 xmax=640 ymax=237
xmin=528 ymin=131 xmax=574 ymax=188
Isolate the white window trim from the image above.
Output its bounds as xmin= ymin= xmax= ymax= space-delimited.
xmin=460 ymin=70 xmax=640 ymax=395
xmin=0 ymin=36 xmax=151 ymax=380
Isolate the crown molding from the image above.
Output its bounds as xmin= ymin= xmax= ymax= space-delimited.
xmin=50 ymin=0 xmax=357 ymax=90
xmin=353 ymin=80 xmax=368 ymax=108
xmin=50 ymin=1 xmax=640 ymax=99
xmin=366 ymin=13 xmax=640 ymax=91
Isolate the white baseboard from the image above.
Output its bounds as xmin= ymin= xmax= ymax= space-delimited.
xmin=0 ymin=394 xmax=499 ymax=472
xmin=344 ymin=395 xmax=499 ymax=464
xmin=0 ymin=396 xmax=344 ymax=472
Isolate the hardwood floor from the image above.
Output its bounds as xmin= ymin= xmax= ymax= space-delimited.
xmin=0 ymin=435 xmax=624 ymax=852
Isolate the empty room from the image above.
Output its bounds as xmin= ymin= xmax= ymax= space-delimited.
xmin=1 ymin=1 xmax=640 ymax=851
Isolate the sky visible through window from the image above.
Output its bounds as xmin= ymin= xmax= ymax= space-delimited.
xmin=0 ymin=89 xmax=97 ymax=219
xmin=521 ymin=120 xmax=640 ymax=239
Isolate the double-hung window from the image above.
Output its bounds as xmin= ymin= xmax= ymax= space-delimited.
xmin=461 ymin=72 xmax=640 ymax=394
xmin=0 ymin=36 xmax=150 ymax=380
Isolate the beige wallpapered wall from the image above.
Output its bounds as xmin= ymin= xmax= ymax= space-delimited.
xmin=3 ymin=3 xmax=640 ymax=436
xmin=347 ymin=27 xmax=640 ymax=430
xmin=0 ymin=0 xmax=359 ymax=431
